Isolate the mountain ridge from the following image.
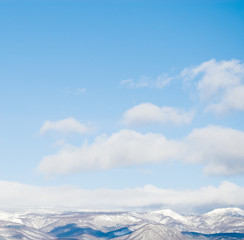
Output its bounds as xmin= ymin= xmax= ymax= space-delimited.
xmin=0 ymin=207 xmax=243 ymax=239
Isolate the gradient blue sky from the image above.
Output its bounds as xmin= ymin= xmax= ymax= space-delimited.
xmin=0 ymin=0 xmax=244 ymax=212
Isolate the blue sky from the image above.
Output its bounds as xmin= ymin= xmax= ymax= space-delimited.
xmin=0 ymin=0 xmax=244 ymax=213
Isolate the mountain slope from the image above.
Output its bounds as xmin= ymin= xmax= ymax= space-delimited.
xmin=114 ymin=223 xmax=189 ymax=240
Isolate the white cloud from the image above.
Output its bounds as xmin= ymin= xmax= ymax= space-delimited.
xmin=38 ymin=130 xmax=184 ymax=176
xmin=122 ymin=103 xmax=194 ymax=126
xmin=184 ymin=125 xmax=244 ymax=175
xmin=155 ymin=74 xmax=173 ymax=88
xmin=206 ymin=85 xmax=244 ymax=113
xmin=40 ymin=117 xmax=90 ymax=135
xmin=38 ymin=126 xmax=244 ymax=177
xmin=181 ymin=59 xmax=244 ymax=113
xmin=119 ymin=59 xmax=244 ymax=114
xmin=0 ymin=180 xmax=243 ymax=213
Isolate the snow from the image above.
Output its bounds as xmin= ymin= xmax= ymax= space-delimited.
xmin=114 ymin=223 xmax=189 ymax=240
xmin=0 ymin=207 xmax=243 ymax=239
xmin=204 ymin=207 xmax=244 ymax=217
xmin=152 ymin=209 xmax=188 ymax=223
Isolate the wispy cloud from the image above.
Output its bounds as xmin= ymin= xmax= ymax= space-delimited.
xmin=65 ymin=87 xmax=87 ymax=95
xmin=120 ymin=74 xmax=173 ymax=89
xmin=40 ymin=117 xmax=90 ymax=135
xmin=119 ymin=77 xmax=150 ymax=88
xmin=181 ymin=59 xmax=244 ymax=114
xmin=122 ymin=103 xmax=194 ymax=126
xmin=38 ymin=126 xmax=244 ymax=177
xmin=75 ymin=88 xmax=86 ymax=94
xmin=0 ymin=180 xmax=243 ymax=213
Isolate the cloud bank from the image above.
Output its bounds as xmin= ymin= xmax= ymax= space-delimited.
xmin=0 ymin=180 xmax=243 ymax=214
xmin=185 ymin=125 xmax=244 ymax=175
xmin=38 ymin=126 xmax=244 ymax=177
xmin=40 ymin=117 xmax=90 ymax=135
xmin=38 ymin=130 xmax=184 ymax=176
xmin=122 ymin=103 xmax=194 ymax=126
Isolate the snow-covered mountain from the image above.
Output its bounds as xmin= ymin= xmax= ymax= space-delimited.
xmin=0 ymin=207 xmax=243 ymax=239
xmin=0 ymin=220 xmax=55 ymax=240
xmin=114 ymin=223 xmax=189 ymax=240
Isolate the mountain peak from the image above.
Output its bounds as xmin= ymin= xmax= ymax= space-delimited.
xmin=115 ymin=223 xmax=188 ymax=240
xmin=204 ymin=207 xmax=244 ymax=217
xmin=152 ymin=209 xmax=187 ymax=223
